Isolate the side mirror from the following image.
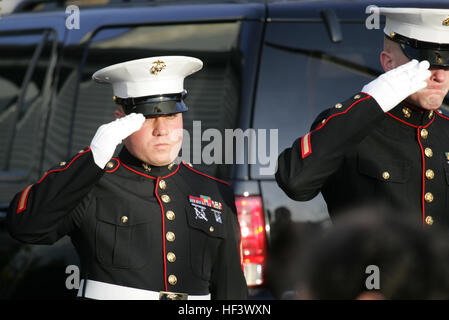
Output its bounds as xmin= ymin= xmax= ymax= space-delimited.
xmin=321 ymin=9 xmax=342 ymax=43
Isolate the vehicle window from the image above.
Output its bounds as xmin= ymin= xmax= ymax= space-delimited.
xmin=72 ymin=22 xmax=242 ymax=178
xmin=0 ymin=31 xmax=56 ymax=179
xmin=251 ymin=22 xmax=384 ymax=180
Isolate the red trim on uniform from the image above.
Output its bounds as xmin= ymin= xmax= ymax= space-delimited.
xmin=423 ymin=115 xmax=436 ymax=128
xmin=299 ymin=94 xmax=372 ymax=159
xmin=155 ymin=177 xmax=168 ymax=292
xmin=120 ymin=162 xmax=156 ymax=179
xmin=16 ymin=147 xmax=92 ymax=214
xmin=314 ymin=122 xmax=325 ymax=131
xmin=120 ymin=162 xmax=180 ymax=179
xmin=386 ymin=112 xmax=419 ymax=128
xmin=17 ymin=185 xmax=34 ymax=214
xmin=316 ymin=95 xmax=371 ymax=129
xmin=37 ymin=147 xmax=92 ymax=184
xmin=403 ymin=101 xmax=425 ymax=113
xmin=106 ymin=158 xmax=121 ymax=173
xmin=387 ymin=110 xmax=436 ymax=128
xmin=301 ymin=133 xmax=312 ymax=159
xmin=436 ymin=111 xmax=449 ymax=121
xmin=417 ymin=127 xmax=426 ymax=228
xmin=162 ymin=163 xmax=180 ymax=179
xmin=182 ymin=161 xmax=230 ymax=186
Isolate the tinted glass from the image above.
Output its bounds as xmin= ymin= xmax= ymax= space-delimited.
xmin=252 ymin=22 xmax=384 ymax=179
xmin=0 ymin=31 xmax=57 ymax=202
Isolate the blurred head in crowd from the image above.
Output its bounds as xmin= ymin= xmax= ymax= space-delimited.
xmin=295 ymin=207 xmax=449 ymax=300
xmin=265 ymin=206 xmax=324 ymax=299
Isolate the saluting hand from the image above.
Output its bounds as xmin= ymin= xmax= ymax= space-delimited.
xmin=362 ymin=59 xmax=431 ymax=112
xmin=90 ymin=113 xmax=146 ymax=169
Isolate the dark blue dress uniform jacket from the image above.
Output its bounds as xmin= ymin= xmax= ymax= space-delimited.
xmin=7 ymin=147 xmax=248 ymax=299
xmin=276 ymin=92 xmax=449 ymax=228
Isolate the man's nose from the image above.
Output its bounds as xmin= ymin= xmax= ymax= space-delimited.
xmin=153 ymin=117 xmax=169 ymax=136
xmin=429 ymin=68 xmax=448 ymax=83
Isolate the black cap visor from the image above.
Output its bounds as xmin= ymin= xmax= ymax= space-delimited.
xmin=116 ymin=91 xmax=188 ymax=117
xmin=388 ymin=33 xmax=449 ymax=67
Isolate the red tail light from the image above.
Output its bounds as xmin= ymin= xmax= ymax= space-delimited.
xmin=235 ymin=195 xmax=266 ymax=286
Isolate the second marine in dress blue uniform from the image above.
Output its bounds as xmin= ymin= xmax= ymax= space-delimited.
xmin=276 ymin=8 xmax=449 ymax=228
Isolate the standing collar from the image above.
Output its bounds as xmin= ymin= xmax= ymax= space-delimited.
xmin=387 ymin=101 xmax=437 ymax=128
xmin=118 ymin=147 xmax=179 ymax=178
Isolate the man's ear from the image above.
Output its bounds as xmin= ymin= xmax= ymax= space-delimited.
xmin=380 ymin=50 xmax=395 ymax=72
xmin=114 ymin=106 xmax=126 ymax=119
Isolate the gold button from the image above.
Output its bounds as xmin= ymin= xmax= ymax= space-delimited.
xmin=59 ymin=161 xmax=66 ymax=166
xmin=106 ymin=161 xmax=114 ymax=169
xmin=354 ymin=94 xmax=361 ymax=100
xmin=168 ymin=163 xmax=174 ymax=170
xmin=168 ymin=275 xmax=177 ymax=285
xmin=425 ymin=216 xmax=434 ymax=226
xmin=382 ymin=171 xmax=390 ymax=180
xmin=209 ymin=226 xmax=214 ymax=233
xmin=166 ymin=231 xmax=175 ymax=242
xmin=428 ymin=110 xmax=434 ymax=119
xmin=159 ymin=179 xmax=167 ymax=190
xmin=121 ymin=216 xmax=128 ymax=224
xmin=402 ymin=107 xmax=411 ymax=118
xmin=420 ymin=129 xmax=428 ymax=139
xmin=161 ymin=195 xmax=171 ymax=203
xmin=425 ymin=169 xmax=435 ymax=180
xmin=166 ymin=210 xmax=175 ymax=221
xmin=424 ymin=192 xmax=434 ymax=203
xmin=390 ymin=32 xmax=396 ymax=38
xmin=335 ymin=103 xmax=343 ymax=109
xmin=113 ymin=95 xmax=117 ymax=102
xmin=167 ymin=252 xmax=176 ymax=263
xmin=424 ymin=148 xmax=433 ymax=158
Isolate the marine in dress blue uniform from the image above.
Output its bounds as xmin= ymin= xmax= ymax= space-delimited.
xmin=276 ymin=8 xmax=449 ymax=228
xmin=7 ymin=56 xmax=248 ymax=300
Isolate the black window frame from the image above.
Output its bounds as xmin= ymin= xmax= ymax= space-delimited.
xmin=0 ymin=28 xmax=58 ymax=183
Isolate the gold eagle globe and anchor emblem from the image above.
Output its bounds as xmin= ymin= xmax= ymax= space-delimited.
xmin=150 ymin=60 xmax=166 ymax=75
xmin=443 ymin=16 xmax=449 ymax=26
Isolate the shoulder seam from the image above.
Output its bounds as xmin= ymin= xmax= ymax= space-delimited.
xmin=106 ymin=158 xmax=121 ymax=173
xmin=16 ymin=147 xmax=92 ymax=214
xmin=182 ymin=162 xmax=230 ymax=186
xmin=302 ymin=93 xmax=372 ymax=158
xmin=37 ymin=147 xmax=92 ymax=184
xmin=436 ymin=111 xmax=449 ymax=121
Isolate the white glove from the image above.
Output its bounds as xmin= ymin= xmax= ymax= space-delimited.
xmin=90 ymin=113 xmax=145 ymax=169
xmin=361 ymin=59 xmax=431 ymax=112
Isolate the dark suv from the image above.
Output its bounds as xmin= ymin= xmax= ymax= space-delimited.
xmin=1 ymin=0 xmax=448 ymax=299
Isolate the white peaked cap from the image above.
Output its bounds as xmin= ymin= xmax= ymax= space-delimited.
xmin=92 ymin=56 xmax=203 ymax=98
xmin=378 ymin=7 xmax=449 ymax=44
